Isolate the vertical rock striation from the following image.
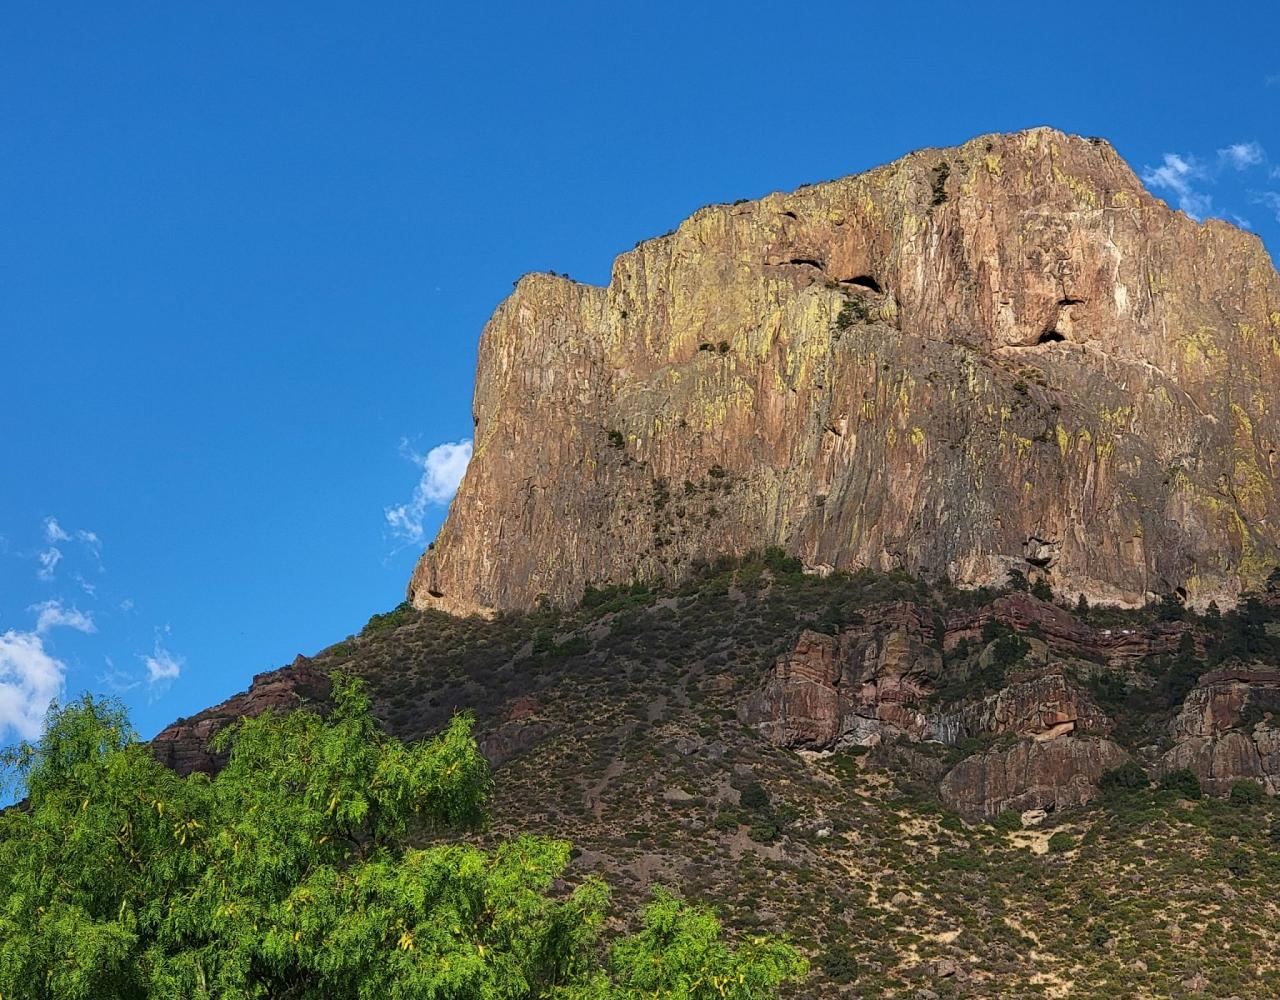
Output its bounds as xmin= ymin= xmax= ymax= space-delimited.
xmin=410 ymin=127 xmax=1280 ymax=617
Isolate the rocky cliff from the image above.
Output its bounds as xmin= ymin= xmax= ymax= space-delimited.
xmin=409 ymin=127 xmax=1280 ymax=617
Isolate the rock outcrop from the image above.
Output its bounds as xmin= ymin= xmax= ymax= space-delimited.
xmin=741 ymin=604 xmax=943 ymax=748
xmin=738 ymin=591 xmax=1280 ymax=818
xmin=151 ymin=656 xmax=332 ymax=775
xmin=1161 ymin=666 xmax=1280 ymax=794
xmin=940 ymin=736 xmax=1131 ymax=819
xmin=410 ymin=127 xmax=1280 ymax=618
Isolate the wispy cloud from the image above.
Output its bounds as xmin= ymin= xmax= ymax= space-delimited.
xmin=98 ymin=659 xmax=141 ymax=695
xmin=1256 ymin=191 xmax=1280 ymax=223
xmin=30 ymin=600 xmax=96 ymax=636
xmin=0 ymin=629 xmax=66 ymax=741
xmin=36 ymin=547 xmax=62 ymax=581
xmin=1142 ymin=141 xmax=1269 ymax=222
xmin=385 ymin=438 xmax=473 ymax=544
xmin=1219 ymin=142 xmax=1265 ymax=171
xmin=34 ymin=517 xmax=103 ymax=580
xmin=1142 ymin=153 xmax=1213 ymax=219
xmin=142 ymin=637 xmax=182 ymax=688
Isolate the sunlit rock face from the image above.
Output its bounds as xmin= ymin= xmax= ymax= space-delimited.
xmin=409 ymin=127 xmax=1280 ymax=618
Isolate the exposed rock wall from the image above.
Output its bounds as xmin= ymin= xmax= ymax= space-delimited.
xmin=410 ymin=127 xmax=1280 ymax=617
xmin=939 ymin=736 xmax=1131 ymax=819
xmin=1161 ymin=666 xmax=1280 ymax=794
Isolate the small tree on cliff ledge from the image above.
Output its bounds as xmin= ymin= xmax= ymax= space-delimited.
xmin=0 ymin=679 xmax=805 ymax=1000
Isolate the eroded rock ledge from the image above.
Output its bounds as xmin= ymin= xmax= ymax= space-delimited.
xmin=741 ymin=590 xmax=1280 ymax=819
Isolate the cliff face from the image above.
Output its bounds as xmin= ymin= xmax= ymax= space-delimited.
xmin=410 ymin=127 xmax=1280 ymax=617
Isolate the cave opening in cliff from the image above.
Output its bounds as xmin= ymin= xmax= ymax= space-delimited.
xmin=788 ymin=257 xmax=825 ymax=270
xmin=842 ymin=275 xmax=883 ymax=293
xmin=1037 ymin=330 xmax=1067 ymax=344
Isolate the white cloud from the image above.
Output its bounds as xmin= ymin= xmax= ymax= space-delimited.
xmin=1142 ymin=153 xmax=1213 ymax=219
xmin=385 ymin=438 xmax=473 ymax=544
xmin=1143 ymin=143 xmax=1269 ymax=223
xmin=30 ymin=600 xmax=96 ymax=636
xmin=0 ymin=629 xmax=65 ymax=742
xmin=98 ymin=658 xmax=141 ymax=695
xmin=1219 ymin=142 xmax=1265 ymax=171
xmin=36 ymin=547 xmax=62 ymax=581
xmin=43 ymin=517 xmax=71 ymax=543
xmin=142 ymin=640 xmax=182 ymax=686
xmin=1259 ymin=191 xmax=1280 ymax=222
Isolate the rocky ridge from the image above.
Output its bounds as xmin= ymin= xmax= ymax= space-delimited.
xmin=410 ymin=127 xmax=1280 ymax=618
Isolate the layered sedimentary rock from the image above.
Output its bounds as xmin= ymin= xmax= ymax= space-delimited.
xmin=742 ymin=604 xmax=944 ymax=748
xmin=410 ymin=127 xmax=1280 ymax=617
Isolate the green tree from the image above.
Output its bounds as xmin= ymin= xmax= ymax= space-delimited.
xmin=574 ymin=889 xmax=807 ymax=1000
xmin=0 ymin=680 xmax=805 ymax=999
xmin=1030 ymin=577 xmax=1054 ymax=602
xmin=1160 ymin=767 xmax=1203 ymax=800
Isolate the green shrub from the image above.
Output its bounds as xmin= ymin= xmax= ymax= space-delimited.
xmin=835 ymin=298 xmax=873 ymax=330
xmin=739 ymin=781 xmax=770 ymax=813
xmin=1161 ymin=767 xmax=1203 ymax=800
xmin=1047 ymin=831 xmax=1075 ymax=854
xmin=1099 ymin=760 xmax=1149 ymax=795
xmin=993 ymin=809 xmax=1023 ymax=832
xmin=929 ymin=161 xmax=950 ymax=206
xmin=820 ymin=940 xmax=860 ymax=984
xmin=1229 ymin=779 xmax=1265 ymax=807
xmin=1225 ymin=849 xmax=1253 ymax=878
xmin=747 ymin=822 xmax=779 ymax=844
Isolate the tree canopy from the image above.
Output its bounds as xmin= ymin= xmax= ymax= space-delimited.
xmin=0 ymin=679 xmax=805 ymax=999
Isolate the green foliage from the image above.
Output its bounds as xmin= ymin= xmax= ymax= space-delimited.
xmin=1208 ymin=597 xmax=1280 ymax=665
xmin=1098 ymin=760 xmax=1149 ymax=796
xmin=1005 ymin=568 xmax=1029 ymax=592
xmin=1030 ymin=577 xmax=1054 ymax=601
xmin=0 ymin=684 xmax=804 ymax=1000
xmin=362 ymin=601 xmax=417 ymax=636
xmin=834 ymin=298 xmax=873 ymax=330
xmin=746 ymin=822 xmax=779 ymax=844
xmin=1047 ymin=831 xmax=1075 ymax=854
xmin=1156 ymin=592 xmax=1186 ymax=621
xmin=1161 ymin=767 xmax=1203 ymax=800
xmin=607 ymin=429 xmax=626 ymax=449
xmin=992 ymin=808 xmax=1023 ymax=832
xmin=819 ymin=939 xmax=859 ymax=985
xmin=929 ymin=161 xmax=950 ymax=206
xmin=1230 ymin=779 xmax=1265 ymax=807
xmin=738 ymin=781 xmax=770 ymax=813
xmin=581 ymin=888 xmax=808 ymax=1000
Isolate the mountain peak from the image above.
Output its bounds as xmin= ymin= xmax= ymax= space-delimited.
xmin=410 ymin=130 xmax=1280 ymax=617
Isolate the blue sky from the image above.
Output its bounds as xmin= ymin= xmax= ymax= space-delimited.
xmin=2 ymin=1 xmax=1278 ymax=745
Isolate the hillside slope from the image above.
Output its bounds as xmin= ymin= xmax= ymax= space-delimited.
xmin=157 ymin=558 xmax=1280 ymax=997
